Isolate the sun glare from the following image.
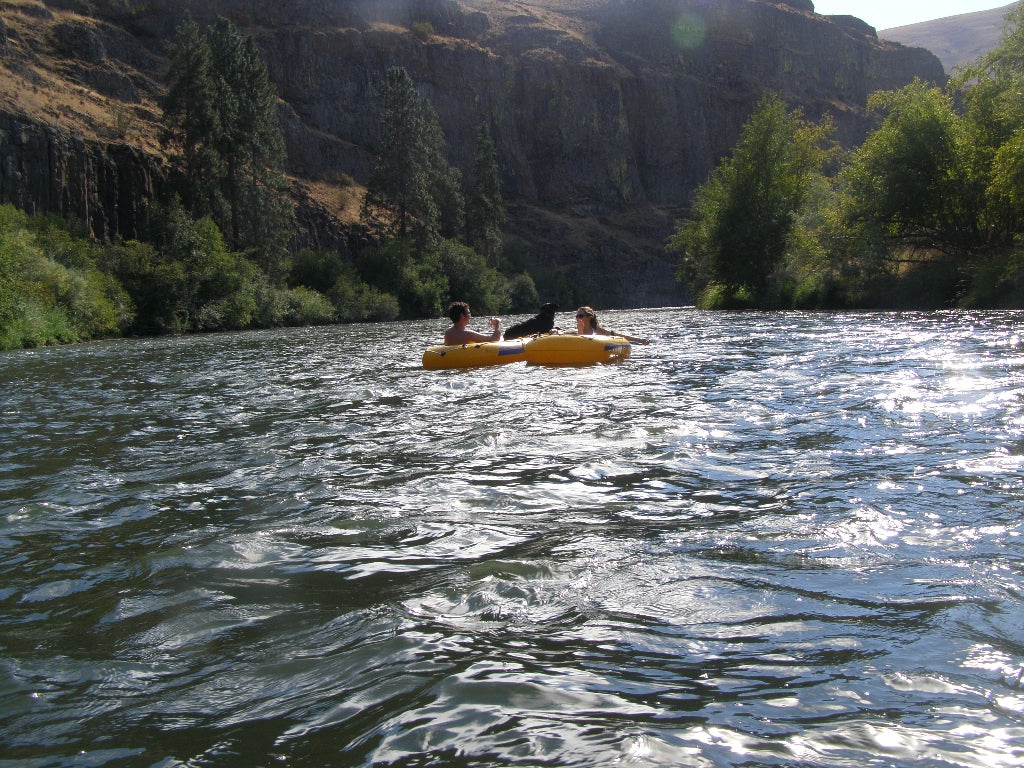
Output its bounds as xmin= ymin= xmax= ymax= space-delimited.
xmin=672 ymin=12 xmax=707 ymax=50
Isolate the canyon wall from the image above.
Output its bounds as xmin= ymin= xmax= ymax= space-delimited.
xmin=0 ymin=0 xmax=945 ymax=306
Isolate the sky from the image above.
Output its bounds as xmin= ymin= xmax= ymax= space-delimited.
xmin=810 ymin=0 xmax=1016 ymax=31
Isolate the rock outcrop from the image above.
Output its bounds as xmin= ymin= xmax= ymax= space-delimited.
xmin=0 ymin=0 xmax=946 ymax=307
xmin=0 ymin=112 xmax=161 ymax=242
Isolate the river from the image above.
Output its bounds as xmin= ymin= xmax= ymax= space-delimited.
xmin=1 ymin=308 xmax=1022 ymax=767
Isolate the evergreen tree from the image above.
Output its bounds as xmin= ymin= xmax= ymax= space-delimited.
xmin=467 ymin=123 xmax=505 ymax=266
xmin=360 ymin=67 xmax=462 ymax=250
xmin=425 ymin=106 xmax=465 ymax=242
xmin=162 ymin=15 xmax=293 ymax=283
xmin=161 ymin=13 xmax=224 ymax=220
xmin=207 ymin=19 xmax=292 ymax=279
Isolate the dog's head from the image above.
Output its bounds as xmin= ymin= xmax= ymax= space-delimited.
xmin=540 ymin=302 xmax=559 ymax=316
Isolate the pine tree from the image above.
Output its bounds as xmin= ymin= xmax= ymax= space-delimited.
xmin=161 ymin=13 xmax=225 ymax=221
xmin=360 ymin=67 xmax=462 ymax=250
xmin=162 ymin=15 xmax=293 ymax=283
xmin=467 ymin=122 xmax=505 ymax=267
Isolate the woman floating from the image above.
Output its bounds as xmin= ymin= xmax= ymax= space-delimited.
xmin=572 ymin=306 xmax=649 ymax=345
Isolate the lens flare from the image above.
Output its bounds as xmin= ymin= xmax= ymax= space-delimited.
xmin=671 ymin=12 xmax=706 ymax=50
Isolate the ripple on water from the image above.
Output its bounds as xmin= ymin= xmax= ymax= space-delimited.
xmin=1 ymin=311 xmax=1023 ymax=766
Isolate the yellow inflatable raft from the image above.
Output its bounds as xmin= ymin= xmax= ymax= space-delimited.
xmin=422 ymin=334 xmax=630 ymax=369
xmin=523 ymin=334 xmax=631 ymax=366
xmin=422 ymin=339 xmax=528 ymax=370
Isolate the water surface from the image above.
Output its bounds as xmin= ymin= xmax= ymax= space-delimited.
xmin=2 ymin=309 xmax=1023 ymax=766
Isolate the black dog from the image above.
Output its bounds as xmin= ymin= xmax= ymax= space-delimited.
xmin=503 ymin=302 xmax=559 ymax=340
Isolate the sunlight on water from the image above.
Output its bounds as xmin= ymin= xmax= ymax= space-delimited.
xmin=1 ymin=310 xmax=1023 ymax=766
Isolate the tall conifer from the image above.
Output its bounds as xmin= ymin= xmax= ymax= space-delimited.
xmin=468 ymin=123 xmax=505 ymax=266
xmin=161 ymin=13 xmax=224 ymax=220
xmin=162 ymin=15 xmax=293 ymax=283
xmin=361 ymin=67 xmax=462 ymax=251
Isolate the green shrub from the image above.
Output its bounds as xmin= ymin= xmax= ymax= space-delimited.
xmin=436 ymin=238 xmax=511 ymax=315
xmin=256 ymin=285 xmax=335 ymax=327
xmin=697 ymin=282 xmax=756 ymax=310
xmin=410 ymin=21 xmax=434 ymax=41
xmin=3 ymin=300 xmax=66 ymax=348
xmin=0 ymin=204 xmax=135 ymax=348
xmin=108 ymin=239 xmax=188 ymax=334
xmin=402 ymin=251 xmax=449 ymax=318
xmin=290 ymin=249 xmax=346 ymax=294
xmin=329 ymin=269 xmax=400 ymax=322
xmin=355 ymin=237 xmax=447 ymax=318
xmin=61 ymin=266 xmax=135 ymax=337
xmin=960 ymin=247 xmax=1024 ymax=308
xmin=284 ymin=286 xmax=336 ymax=325
xmin=0 ymin=297 xmax=77 ymax=349
xmin=507 ymin=271 xmax=540 ymax=313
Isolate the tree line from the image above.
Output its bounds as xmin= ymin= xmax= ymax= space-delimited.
xmin=1 ymin=15 xmax=534 ymax=350
xmin=669 ymin=6 xmax=1024 ymax=310
xmin=4 ymin=10 xmax=1024 ymax=350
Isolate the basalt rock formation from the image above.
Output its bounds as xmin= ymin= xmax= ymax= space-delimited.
xmin=0 ymin=0 xmax=945 ymax=307
xmin=0 ymin=111 xmax=161 ymax=242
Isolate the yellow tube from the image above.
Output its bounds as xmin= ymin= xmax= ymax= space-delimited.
xmin=422 ymin=339 xmax=529 ymax=370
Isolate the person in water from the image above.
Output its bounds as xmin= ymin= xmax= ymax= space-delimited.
xmin=444 ymin=301 xmax=503 ymax=345
xmin=572 ymin=305 xmax=650 ymax=344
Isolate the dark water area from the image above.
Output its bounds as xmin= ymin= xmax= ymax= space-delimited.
xmin=1 ymin=308 xmax=1023 ymax=767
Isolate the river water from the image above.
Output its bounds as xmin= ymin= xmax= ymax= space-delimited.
xmin=1 ymin=308 xmax=1023 ymax=767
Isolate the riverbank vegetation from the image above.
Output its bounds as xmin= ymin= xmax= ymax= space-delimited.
xmin=0 ymin=16 xmax=534 ymax=350
xmin=669 ymin=6 xmax=1024 ymax=310
xmin=4 ymin=12 xmax=1024 ymax=350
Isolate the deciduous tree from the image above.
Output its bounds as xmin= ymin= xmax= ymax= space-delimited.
xmin=668 ymin=93 xmax=833 ymax=306
xmin=839 ymin=80 xmax=986 ymax=259
xmin=957 ymin=4 xmax=1024 ymax=239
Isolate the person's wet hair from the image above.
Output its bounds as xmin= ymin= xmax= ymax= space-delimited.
xmin=447 ymin=301 xmax=470 ymax=323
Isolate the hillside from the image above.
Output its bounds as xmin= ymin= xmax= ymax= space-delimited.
xmin=0 ymin=0 xmax=946 ymax=307
xmin=880 ymin=2 xmax=1020 ymax=73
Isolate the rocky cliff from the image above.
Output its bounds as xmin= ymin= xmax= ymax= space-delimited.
xmin=0 ymin=112 xmax=161 ymax=242
xmin=0 ymin=0 xmax=945 ymax=307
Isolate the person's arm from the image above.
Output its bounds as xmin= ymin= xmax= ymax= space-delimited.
xmin=608 ymin=330 xmax=650 ymax=345
xmin=445 ymin=319 xmax=502 ymax=345
xmin=461 ymin=327 xmax=501 ymax=343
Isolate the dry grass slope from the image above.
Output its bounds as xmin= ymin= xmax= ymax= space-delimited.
xmin=0 ymin=0 xmax=163 ymax=147
xmin=880 ymin=1 xmax=1021 ymax=73
xmin=0 ymin=0 xmax=371 ymax=223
